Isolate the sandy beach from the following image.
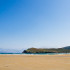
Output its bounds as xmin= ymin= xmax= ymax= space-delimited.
xmin=0 ymin=54 xmax=70 ymax=70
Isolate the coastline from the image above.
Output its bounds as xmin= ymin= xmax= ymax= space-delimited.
xmin=0 ymin=54 xmax=70 ymax=70
xmin=0 ymin=53 xmax=70 ymax=55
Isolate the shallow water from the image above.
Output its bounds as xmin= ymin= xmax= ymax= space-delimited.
xmin=0 ymin=53 xmax=70 ymax=55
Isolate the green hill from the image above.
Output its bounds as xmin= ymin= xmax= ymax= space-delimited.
xmin=22 ymin=46 xmax=70 ymax=54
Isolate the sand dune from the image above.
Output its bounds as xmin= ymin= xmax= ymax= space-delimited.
xmin=0 ymin=54 xmax=70 ymax=70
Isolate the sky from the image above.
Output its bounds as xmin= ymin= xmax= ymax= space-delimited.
xmin=0 ymin=0 xmax=70 ymax=50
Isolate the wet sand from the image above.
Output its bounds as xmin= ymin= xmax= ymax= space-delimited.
xmin=0 ymin=54 xmax=70 ymax=70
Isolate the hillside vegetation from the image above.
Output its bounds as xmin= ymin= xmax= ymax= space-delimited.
xmin=22 ymin=46 xmax=70 ymax=53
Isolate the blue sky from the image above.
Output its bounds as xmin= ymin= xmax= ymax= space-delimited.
xmin=0 ymin=0 xmax=70 ymax=49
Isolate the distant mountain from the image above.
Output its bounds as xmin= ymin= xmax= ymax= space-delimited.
xmin=63 ymin=46 xmax=70 ymax=49
xmin=0 ymin=48 xmax=23 ymax=53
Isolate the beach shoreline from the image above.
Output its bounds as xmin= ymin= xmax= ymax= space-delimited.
xmin=0 ymin=54 xmax=70 ymax=70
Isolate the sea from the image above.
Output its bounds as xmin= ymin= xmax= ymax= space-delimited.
xmin=0 ymin=53 xmax=70 ymax=55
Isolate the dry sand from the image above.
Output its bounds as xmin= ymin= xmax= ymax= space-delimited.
xmin=0 ymin=54 xmax=70 ymax=70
